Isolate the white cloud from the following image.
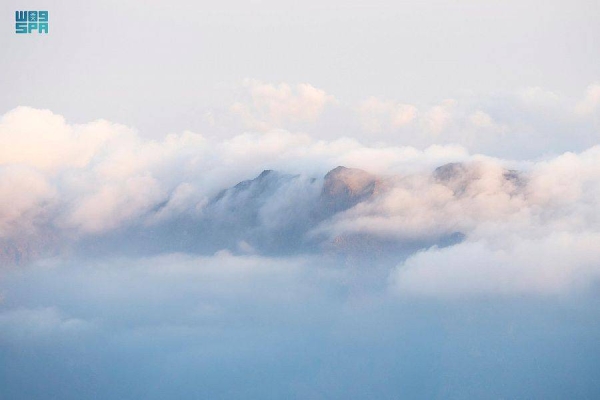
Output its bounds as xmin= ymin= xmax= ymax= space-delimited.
xmin=391 ymin=232 xmax=600 ymax=296
xmin=382 ymin=146 xmax=600 ymax=296
xmin=351 ymin=84 xmax=600 ymax=158
xmin=0 ymin=107 xmax=469 ymax=237
xmin=468 ymin=110 xmax=494 ymax=129
xmin=421 ymin=99 xmax=456 ymax=135
xmin=315 ymin=158 xmax=526 ymax=241
xmin=575 ymin=83 xmax=600 ymax=116
xmin=518 ymin=86 xmax=561 ymax=108
xmin=0 ymin=166 xmax=56 ymax=236
xmin=358 ymin=96 xmax=418 ymax=133
xmin=231 ymin=79 xmax=336 ymax=131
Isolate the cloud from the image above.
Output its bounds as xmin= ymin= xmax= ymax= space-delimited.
xmin=299 ymin=145 xmax=600 ymax=296
xmin=358 ymin=97 xmax=418 ymax=133
xmin=575 ymin=83 xmax=600 ymax=116
xmin=0 ymin=107 xmax=129 ymax=173
xmin=0 ymin=107 xmax=466 ymax=240
xmin=468 ymin=110 xmax=497 ymax=129
xmin=352 ymin=84 xmax=600 ymax=159
xmin=518 ymin=86 xmax=562 ymax=108
xmin=0 ymin=307 xmax=93 ymax=342
xmin=0 ymin=166 xmax=55 ymax=236
xmin=421 ymin=99 xmax=456 ymax=135
xmin=391 ymin=232 xmax=600 ymax=297
xmin=202 ymin=80 xmax=600 ymax=159
xmin=2 ymin=248 xmax=600 ymax=400
xmin=314 ymin=158 xmax=526 ymax=242
xmin=231 ymin=79 xmax=337 ymax=131
xmin=0 ymin=252 xmax=340 ymax=333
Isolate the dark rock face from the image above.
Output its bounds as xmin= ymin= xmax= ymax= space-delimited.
xmin=434 ymin=162 xmax=525 ymax=196
xmin=208 ymin=169 xmax=292 ymax=226
xmin=503 ymin=169 xmax=525 ymax=188
xmin=433 ymin=162 xmax=476 ymax=196
xmin=201 ymin=169 xmax=321 ymax=254
xmin=433 ymin=162 xmax=468 ymax=182
xmin=211 ymin=169 xmax=278 ymax=206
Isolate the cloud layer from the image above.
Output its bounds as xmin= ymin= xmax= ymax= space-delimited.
xmin=1 ymin=102 xmax=600 ymax=297
xmin=214 ymin=81 xmax=600 ymax=159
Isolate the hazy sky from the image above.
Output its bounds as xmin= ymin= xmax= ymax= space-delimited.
xmin=1 ymin=0 xmax=599 ymax=142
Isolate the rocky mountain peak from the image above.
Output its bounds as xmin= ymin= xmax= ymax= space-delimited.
xmin=320 ymin=166 xmax=380 ymax=214
xmin=323 ymin=166 xmax=377 ymax=197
